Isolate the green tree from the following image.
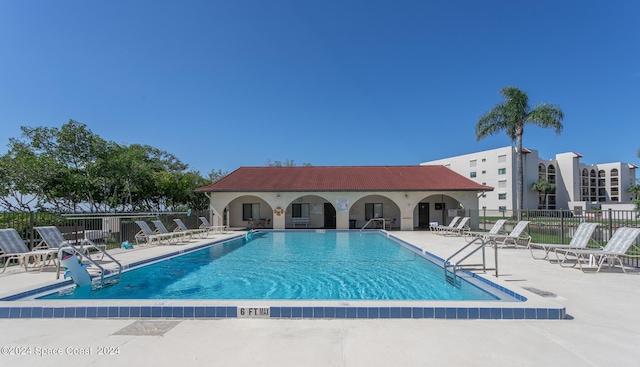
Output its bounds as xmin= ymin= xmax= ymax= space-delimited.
xmin=476 ymin=87 xmax=564 ymax=217
xmin=628 ymin=184 xmax=640 ymax=211
xmin=1 ymin=120 xmax=218 ymax=213
xmin=530 ymin=178 xmax=556 ymax=210
xmin=208 ymin=169 xmax=228 ymax=183
xmin=0 ymin=141 xmax=49 ymax=211
xmin=17 ymin=120 xmax=109 ymax=212
xmin=266 ymin=159 xmax=311 ymax=167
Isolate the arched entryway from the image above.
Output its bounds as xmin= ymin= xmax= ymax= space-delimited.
xmin=285 ymin=195 xmax=336 ymax=229
xmin=414 ymin=194 xmax=461 ymax=229
xmin=227 ymin=195 xmax=273 ymax=229
xmin=350 ymin=195 xmax=401 ymax=230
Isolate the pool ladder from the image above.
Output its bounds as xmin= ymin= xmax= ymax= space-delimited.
xmin=60 ymin=240 xmax=122 ymax=290
xmin=444 ymin=237 xmax=498 ymax=288
xmin=360 ymin=218 xmax=389 ymax=231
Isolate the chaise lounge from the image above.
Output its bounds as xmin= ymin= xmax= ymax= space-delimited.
xmin=465 ymin=219 xmax=507 ymax=241
xmin=134 ymin=221 xmax=182 ymax=245
xmin=440 ymin=217 xmax=470 ymax=237
xmin=199 ymin=216 xmax=227 ymax=234
xmin=555 ymin=227 xmax=640 ymax=273
xmin=483 ymin=221 xmax=531 ymax=248
xmin=529 ymin=222 xmax=599 ymax=260
xmin=34 ymin=226 xmax=106 ymax=260
xmin=0 ymin=228 xmax=58 ymax=273
xmin=430 ymin=216 xmax=460 ymax=233
xmin=174 ymin=218 xmax=210 ymax=239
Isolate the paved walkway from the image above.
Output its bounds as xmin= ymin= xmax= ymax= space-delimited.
xmin=1 ymin=230 xmax=639 ymax=366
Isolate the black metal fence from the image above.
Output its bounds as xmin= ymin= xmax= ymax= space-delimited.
xmin=2 ymin=208 xmax=639 ymax=268
xmin=0 ymin=210 xmax=212 ymax=250
xmin=465 ymin=208 xmax=640 ymax=268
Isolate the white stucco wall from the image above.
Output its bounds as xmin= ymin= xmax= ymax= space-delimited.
xmin=207 ymin=190 xmax=482 ymax=231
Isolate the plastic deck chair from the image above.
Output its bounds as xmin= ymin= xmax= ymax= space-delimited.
xmin=0 ymin=228 xmax=58 ymax=272
xmin=199 ymin=216 xmax=227 ymax=234
xmin=530 ymin=222 xmax=599 ymax=260
xmin=173 ymin=218 xmax=209 ymax=239
xmin=465 ymin=219 xmax=507 ymax=241
xmin=555 ymin=227 xmax=640 ymax=273
xmin=483 ymin=221 xmax=531 ymax=248
xmin=431 ymin=216 xmax=460 ymax=234
xmin=134 ymin=221 xmax=179 ymax=245
xmin=34 ymin=226 xmax=105 ymax=260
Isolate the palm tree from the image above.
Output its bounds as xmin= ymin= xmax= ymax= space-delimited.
xmin=530 ymin=178 xmax=556 ymax=209
xmin=476 ymin=87 xmax=564 ymax=218
xmin=628 ymin=184 xmax=640 ymax=211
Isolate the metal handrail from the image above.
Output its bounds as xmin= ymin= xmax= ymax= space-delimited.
xmin=444 ymin=238 xmax=498 ymax=287
xmin=58 ymin=240 xmax=122 ymax=289
xmin=360 ymin=218 xmax=387 ymax=231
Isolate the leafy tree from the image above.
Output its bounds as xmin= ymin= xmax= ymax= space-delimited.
xmin=530 ymin=178 xmax=556 ymax=210
xmin=476 ymin=87 xmax=563 ymax=217
xmin=0 ymin=120 xmax=220 ymax=213
xmin=628 ymin=184 xmax=640 ymax=212
xmin=16 ymin=120 xmax=109 ymax=212
xmin=266 ymin=159 xmax=311 ymax=167
xmin=0 ymin=141 xmax=48 ymax=211
xmin=208 ymin=169 xmax=228 ymax=183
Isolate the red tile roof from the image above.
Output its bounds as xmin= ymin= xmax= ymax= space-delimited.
xmin=196 ymin=166 xmax=493 ymax=192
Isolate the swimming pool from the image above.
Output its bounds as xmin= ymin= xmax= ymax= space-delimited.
xmin=0 ymin=230 xmax=566 ymax=320
xmin=40 ymin=231 xmax=497 ymax=301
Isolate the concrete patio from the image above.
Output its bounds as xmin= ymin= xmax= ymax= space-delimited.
xmin=1 ymin=230 xmax=639 ymax=366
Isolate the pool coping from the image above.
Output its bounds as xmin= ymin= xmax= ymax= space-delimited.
xmin=0 ymin=230 xmax=566 ymax=320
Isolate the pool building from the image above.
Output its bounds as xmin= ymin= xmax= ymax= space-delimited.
xmin=196 ymin=165 xmax=493 ymax=231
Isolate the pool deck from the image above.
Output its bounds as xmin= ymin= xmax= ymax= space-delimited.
xmin=1 ymin=230 xmax=639 ymax=366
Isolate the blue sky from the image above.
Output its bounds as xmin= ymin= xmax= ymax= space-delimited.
xmin=1 ymin=0 xmax=638 ymax=175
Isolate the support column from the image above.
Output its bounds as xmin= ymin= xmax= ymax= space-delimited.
xmin=336 ymin=211 xmax=350 ymax=230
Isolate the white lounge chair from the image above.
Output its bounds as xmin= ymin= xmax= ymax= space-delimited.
xmin=530 ymin=222 xmax=599 ymax=260
xmin=151 ymin=220 xmax=188 ymax=242
xmin=431 ymin=216 xmax=461 ymax=233
xmin=134 ymin=221 xmax=180 ymax=245
xmin=151 ymin=220 xmax=192 ymax=241
xmin=483 ymin=221 xmax=531 ymax=248
xmin=465 ymin=219 xmax=507 ymax=241
xmin=173 ymin=218 xmax=209 ymax=239
xmin=441 ymin=217 xmax=470 ymax=237
xmin=0 ymin=228 xmax=58 ymax=272
xmin=555 ymin=227 xmax=640 ymax=273
xmin=34 ymin=226 xmax=105 ymax=260
xmin=199 ymin=216 xmax=227 ymax=234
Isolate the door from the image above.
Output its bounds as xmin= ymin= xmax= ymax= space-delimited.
xmin=324 ymin=203 xmax=336 ymax=229
xmin=418 ymin=203 xmax=430 ymax=228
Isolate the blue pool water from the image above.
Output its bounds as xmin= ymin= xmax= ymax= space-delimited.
xmin=40 ymin=231 xmax=498 ymax=301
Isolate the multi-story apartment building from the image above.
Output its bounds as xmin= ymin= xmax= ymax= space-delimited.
xmin=421 ymin=146 xmax=638 ymax=212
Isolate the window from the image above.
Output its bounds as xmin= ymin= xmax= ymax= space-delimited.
xmin=481 ymin=170 xmax=486 ymax=174
xmin=470 ymin=172 xmax=476 ymax=178
xmin=470 ymin=159 xmax=477 ymax=167
xmin=498 ymin=180 xmax=507 ymax=188
xmin=498 ymin=193 xmax=507 ymax=200
xmin=365 ymin=203 xmax=383 ymax=220
xmin=292 ymin=203 xmax=310 ymax=218
xmin=499 ymin=206 xmax=507 ymax=212
xmin=242 ymin=203 xmax=260 ymax=220
xmin=498 ymin=154 xmax=507 ymax=163
xmin=498 ymin=168 xmax=506 ymax=175
xmin=481 ymin=158 xmax=486 ymax=162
